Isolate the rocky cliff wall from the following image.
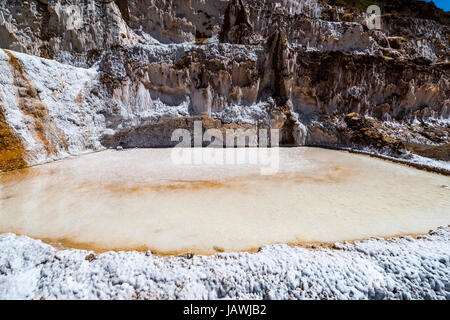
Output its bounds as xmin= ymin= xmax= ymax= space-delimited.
xmin=0 ymin=0 xmax=448 ymax=171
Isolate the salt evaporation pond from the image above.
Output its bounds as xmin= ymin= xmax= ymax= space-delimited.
xmin=0 ymin=148 xmax=449 ymax=254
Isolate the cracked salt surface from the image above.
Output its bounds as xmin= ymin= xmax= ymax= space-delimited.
xmin=0 ymin=147 xmax=449 ymax=255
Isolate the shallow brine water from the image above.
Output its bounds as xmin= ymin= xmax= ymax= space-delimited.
xmin=0 ymin=148 xmax=449 ymax=254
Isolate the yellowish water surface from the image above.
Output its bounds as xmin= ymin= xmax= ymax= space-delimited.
xmin=0 ymin=148 xmax=449 ymax=254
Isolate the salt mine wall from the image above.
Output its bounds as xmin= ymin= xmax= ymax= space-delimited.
xmin=0 ymin=0 xmax=449 ymax=171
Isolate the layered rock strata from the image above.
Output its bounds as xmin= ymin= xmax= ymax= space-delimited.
xmin=0 ymin=0 xmax=448 ymax=171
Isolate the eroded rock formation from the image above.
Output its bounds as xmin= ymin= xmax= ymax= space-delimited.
xmin=0 ymin=0 xmax=449 ymax=171
xmin=219 ymin=0 xmax=253 ymax=44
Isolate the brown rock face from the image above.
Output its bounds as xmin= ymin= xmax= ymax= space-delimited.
xmin=406 ymin=143 xmax=450 ymax=162
xmin=344 ymin=113 xmax=406 ymax=154
xmin=219 ymin=0 xmax=253 ymax=44
xmin=115 ymin=0 xmax=130 ymax=23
